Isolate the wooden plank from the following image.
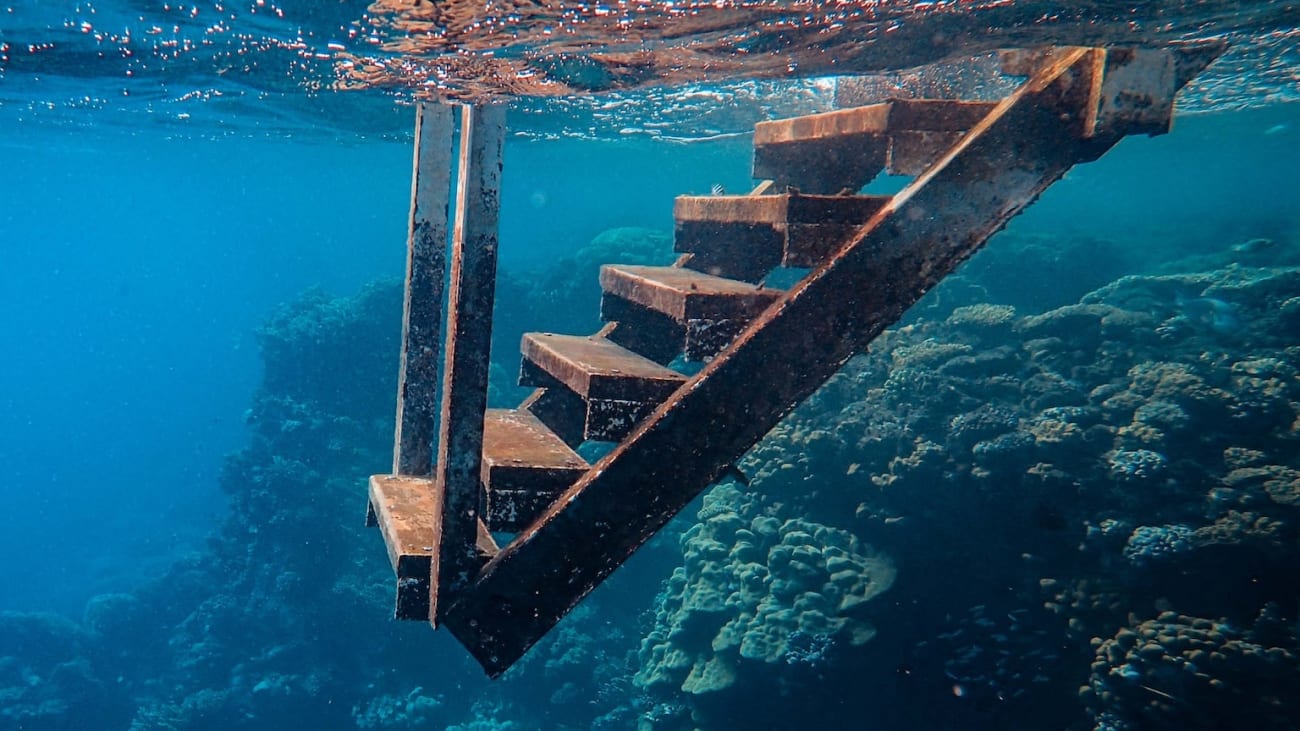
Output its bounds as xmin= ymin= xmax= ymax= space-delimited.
xmin=368 ymin=475 xmax=438 ymax=621
xmin=428 ymin=103 xmax=506 ymax=625
xmin=674 ymin=194 xmax=792 ymax=225
xmin=519 ymin=333 xmax=685 ymax=402
xmin=885 ymin=99 xmax=998 ymax=132
xmin=368 ymin=475 xmax=498 ymax=620
xmin=602 ymin=297 xmax=686 ymax=365
xmin=675 ymin=220 xmax=784 ymax=282
xmin=443 ymin=47 xmax=1119 ymax=676
xmin=751 ymin=101 xmax=994 ymax=193
xmin=481 ymin=409 xmax=587 ymax=493
xmin=753 ymin=103 xmax=893 ymax=145
xmin=753 ymin=100 xmax=996 ymax=146
xmin=752 ymin=135 xmax=888 ymax=195
xmin=887 ymin=130 xmax=965 ymax=176
xmin=675 ymin=195 xmax=891 ymax=272
xmin=599 ymin=265 xmax=780 ymax=322
xmin=674 ymin=194 xmax=887 ymax=226
xmin=392 ymin=103 xmax=456 ymax=478
xmin=485 ymin=488 xmax=567 ymax=533
xmin=521 ymin=386 xmax=588 ymax=448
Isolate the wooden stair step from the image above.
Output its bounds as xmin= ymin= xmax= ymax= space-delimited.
xmin=755 ymin=99 xmax=998 ymax=144
xmin=480 ymin=409 xmax=588 ymax=532
xmin=674 ymin=194 xmax=890 ymax=279
xmin=753 ymin=100 xmax=998 ymax=191
xmin=367 ymin=475 xmax=497 ymax=621
xmin=520 ymin=333 xmax=685 ymax=402
xmin=600 ymin=264 xmax=782 ymax=363
xmin=519 ymin=334 xmax=687 ymax=442
xmin=600 ymin=265 xmax=780 ymax=321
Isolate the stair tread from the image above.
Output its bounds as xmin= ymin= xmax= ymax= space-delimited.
xmin=369 ymin=474 xmax=438 ymax=572
xmin=600 ymin=265 xmax=781 ymax=322
xmin=521 ymin=333 xmax=686 ymax=402
xmin=754 ymin=99 xmax=997 ymax=146
xmin=482 ymin=409 xmax=587 ymax=476
xmin=675 ymin=194 xmax=891 ymax=225
xmin=368 ymin=474 xmax=497 ymax=619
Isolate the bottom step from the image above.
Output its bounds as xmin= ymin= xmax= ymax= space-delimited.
xmin=367 ymin=475 xmax=497 ymax=621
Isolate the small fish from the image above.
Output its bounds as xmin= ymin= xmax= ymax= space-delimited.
xmin=1231 ymin=237 xmax=1275 ymax=254
xmin=1175 ymin=293 xmax=1240 ymax=334
xmin=1264 ymin=123 xmax=1290 ymax=136
xmin=710 ymin=182 xmax=726 ymax=196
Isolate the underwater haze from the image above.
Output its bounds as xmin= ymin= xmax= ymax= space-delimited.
xmin=3 ymin=2 xmax=1300 ymax=730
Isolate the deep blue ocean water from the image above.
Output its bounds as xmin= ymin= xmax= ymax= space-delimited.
xmin=3 ymin=2 xmax=1300 ymax=729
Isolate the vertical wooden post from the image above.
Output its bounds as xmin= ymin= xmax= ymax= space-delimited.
xmin=393 ymin=103 xmax=456 ymax=477
xmin=366 ymin=103 xmax=455 ymax=620
xmin=429 ymin=103 xmax=506 ymax=624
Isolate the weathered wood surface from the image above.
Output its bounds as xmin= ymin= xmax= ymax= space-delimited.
xmin=428 ymin=103 xmax=506 ymax=625
xmin=751 ymin=101 xmax=996 ymax=192
xmin=753 ymin=99 xmax=996 ymax=146
xmin=368 ymin=475 xmax=438 ymax=621
xmin=481 ymin=409 xmax=587 ymax=493
xmin=443 ymin=47 xmax=1161 ymax=677
xmin=600 ymin=265 xmax=780 ymax=322
xmin=392 ymin=103 xmax=457 ymax=478
xmin=675 ymin=194 xmax=891 ymax=273
xmin=600 ymin=265 xmax=783 ymax=362
xmin=519 ymin=333 xmax=685 ymax=402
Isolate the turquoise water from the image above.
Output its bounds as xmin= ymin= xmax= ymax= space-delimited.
xmin=3 ymin=2 xmax=1300 ymax=729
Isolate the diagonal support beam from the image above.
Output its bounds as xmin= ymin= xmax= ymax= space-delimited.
xmin=441 ymin=45 xmax=1219 ymax=676
xmin=429 ymin=103 xmax=507 ymax=625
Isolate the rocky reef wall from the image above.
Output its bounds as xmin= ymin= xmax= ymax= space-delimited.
xmin=2 ymin=227 xmax=1297 ymax=731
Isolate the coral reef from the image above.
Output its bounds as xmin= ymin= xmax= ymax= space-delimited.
xmin=1084 ymin=606 xmax=1300 ymax=731
xmin=634 ymin=263 xmax=1300 ymax=730
xmin=3 ymin=219 xmax=1297 ymax=731
xmin=637 ymin=485 xmax=894 ymax=696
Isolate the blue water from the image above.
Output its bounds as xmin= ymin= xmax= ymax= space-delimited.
xmin=3 ymin=2 xmax=1300 ymax=728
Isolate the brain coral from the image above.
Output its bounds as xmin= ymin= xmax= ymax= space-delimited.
xmin=635 ymin=485 xmax=895 ymax=696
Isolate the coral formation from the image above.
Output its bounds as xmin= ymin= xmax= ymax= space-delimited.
xmin=634 ymin=262 xmax=1300 ymax=730
xmin=1084 ymin=606 xmax=1300 ymax=730
xmin=636 ymin=485 xmax=894 ymax=696
xmin=3 ymin=221 xmax=1298 ymax=731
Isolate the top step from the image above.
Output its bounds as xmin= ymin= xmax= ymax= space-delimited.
xmin=753 ymin=99 xmax=998 ymax=193
xmin=754 ymin=99 xmax=998 ymax=145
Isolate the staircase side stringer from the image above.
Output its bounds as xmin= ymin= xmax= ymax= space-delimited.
xmin=442 ymin=45 xmax=1207 ymax=677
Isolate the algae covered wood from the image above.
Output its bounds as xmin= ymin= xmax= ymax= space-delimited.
xmin=600 ymin=265 xmax=783 ymax=362
xmin=674 ymin=194 xmax=891 ymax=275
xmin=429 ymin=103 xmax=506 ymax=624
xmin=369 ymin=475 xmax=439 ymax=620
xmin=519 ymin=333 xmax=685 ymax=402
xmin=440 ymin=46 xmax=1217 ymax=677
xmin=599 ymin=265 xmax=781 ymax=322
xmin=751 ymin=100 xmax=996 ymax=193
xmin=392 ymin=103 xmax=456 ymax=478
xmin=480 ymin=409 xmax=588 ymax=530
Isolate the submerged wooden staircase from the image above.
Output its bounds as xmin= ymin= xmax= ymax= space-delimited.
xmin=366 ymin=44 xmax=1224 ymax=676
